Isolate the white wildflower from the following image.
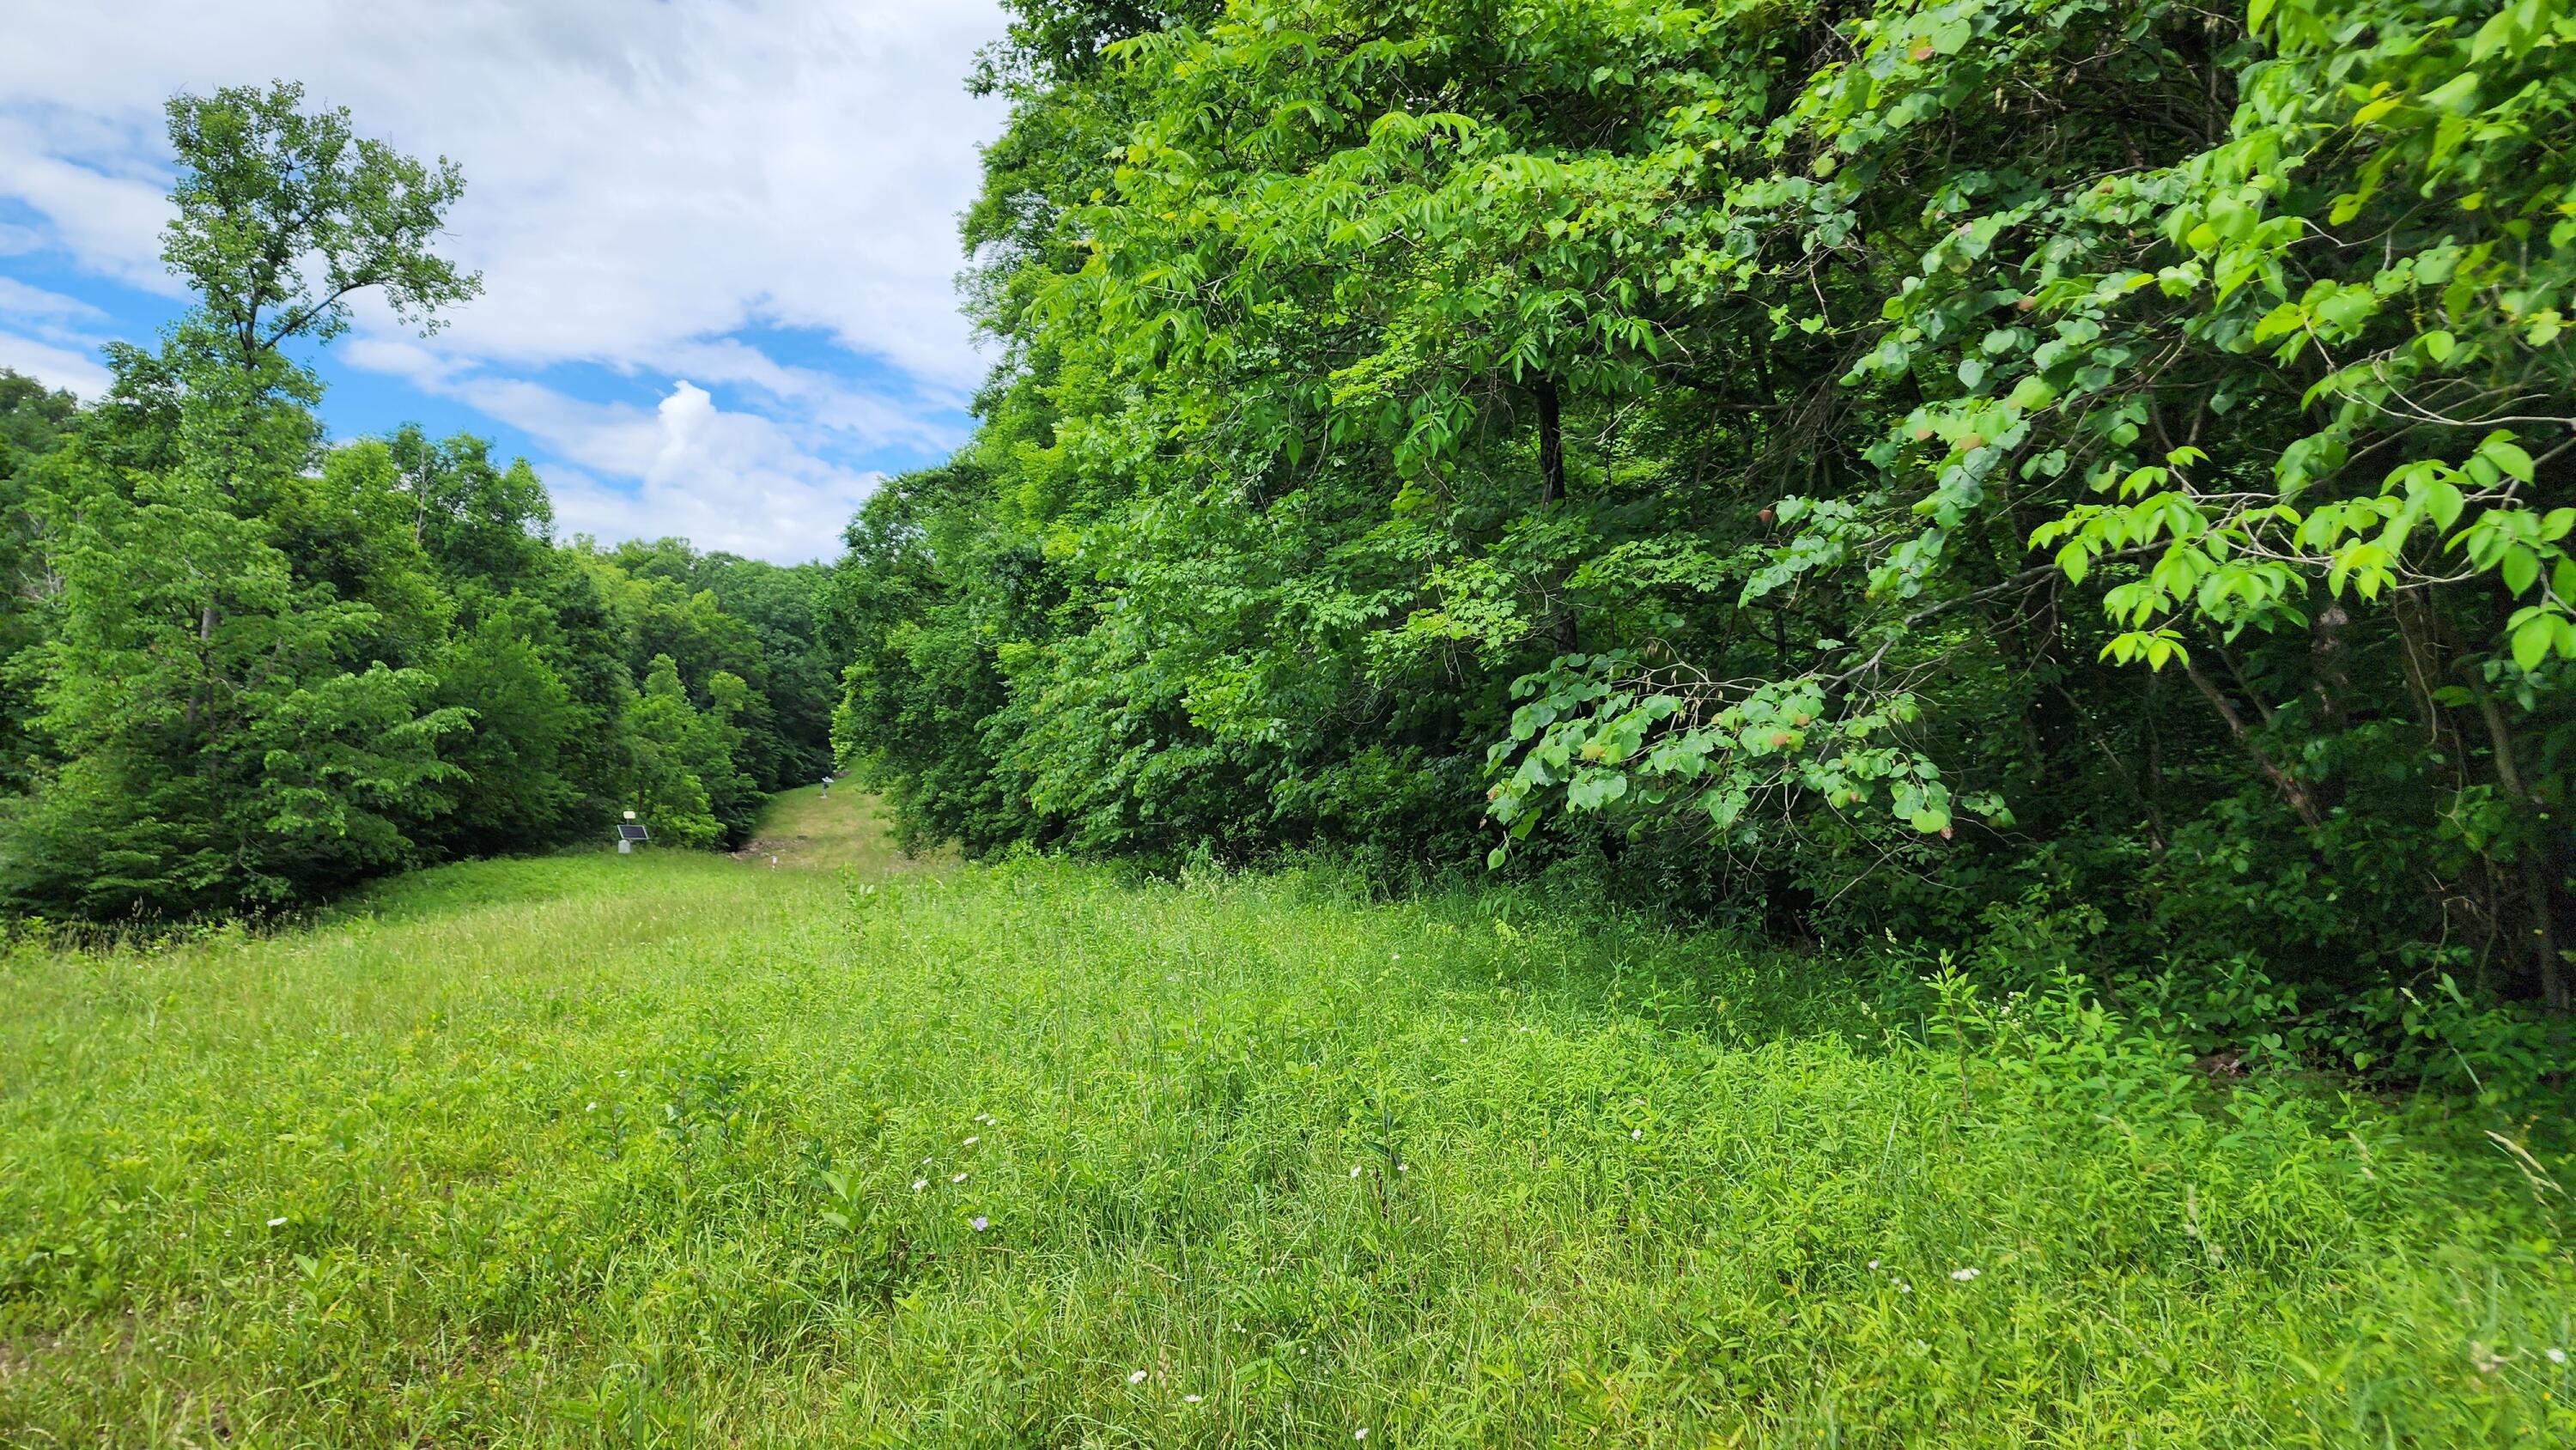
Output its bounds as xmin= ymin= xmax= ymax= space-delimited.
xmin=1950 ymin=1267 xmax=1981 ymax=1282
xmin=1128 ymin=1370 xmax=1148 ymax=1385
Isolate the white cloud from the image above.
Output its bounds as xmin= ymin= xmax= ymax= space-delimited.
xmin=348 ymin=345 xmax=893 ymax=564
xmin=0 ymin=276 xmax=118 ymax=395
xmin=0 ymin=331 xmax=112 ymax=397
xmin=0 ymin=0 xmax=1011 ymax=558
xmin=548 ymin=381 xmax=889 ymax=566
xmin=0 ymin=115 xmax=181 ymax=294
xmin=645 ymin=336 xmax=964 ymax=452
xmin=0 ymin=276 xmax=106 ymax=323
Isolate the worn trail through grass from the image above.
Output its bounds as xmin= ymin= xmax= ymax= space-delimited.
xmin=1 ymin=790 xmax=2570 ymax=1446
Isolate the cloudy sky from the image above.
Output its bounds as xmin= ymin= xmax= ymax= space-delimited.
xmin=0 ymin=0 xmax=1012 ymax=562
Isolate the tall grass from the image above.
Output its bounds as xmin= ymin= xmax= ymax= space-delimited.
xmin=1 ymin=836 xmax=2569 ymax=1445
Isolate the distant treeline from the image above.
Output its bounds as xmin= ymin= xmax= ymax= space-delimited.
xmin=822 ymin=0 xmax=2575 ymax=1085
xmin=0 ymin=84 xmax=830 ymax=921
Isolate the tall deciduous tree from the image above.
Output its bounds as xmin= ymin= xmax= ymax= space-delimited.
xmin=0 ymin=82 xmax=481 ymax=917
xmin=163 ymin=81 xmax=477 ymax=373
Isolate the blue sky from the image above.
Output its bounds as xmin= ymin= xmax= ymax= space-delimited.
xmin=0 ymin=0 xmax=1011 ymax=563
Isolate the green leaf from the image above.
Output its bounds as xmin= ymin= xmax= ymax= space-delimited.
xmin=2513 ymin=616 xmax=2552 ymax=671
xmin=2482 ymin=435 xmax=2536 ymax=482
xmin=2418 ymin=477 xmax=2464 ymax=531
xmin=2502 ymin=547 xmax=2541 ymax=597
xmin=2424 ymin=70 xmax=2482 ymax=113
xmin=2007 ymin=378 xmax=2059 ymax=411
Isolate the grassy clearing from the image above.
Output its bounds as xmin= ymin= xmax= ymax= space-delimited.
xmin=729 ymin=785 xmax=943 ymax=876
xmin=1 ymin=801 xmax=2571 ymax=1445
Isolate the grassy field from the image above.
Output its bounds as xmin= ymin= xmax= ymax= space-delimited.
xmin=2 ymin=792 xmax=2572 ymax=1446
xmin=726 ymin=785 xmax=939 ymax=876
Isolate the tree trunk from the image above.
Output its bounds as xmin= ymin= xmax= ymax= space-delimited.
xmin=184 ymin=601 xmax=219 ymax=733
xmin=2183 ymin=657 xmax=2324 ymax=828
xmin=2310 ymin=601 xmax=2349 ymax=732
xmin=2463 ymin=663 xmax=2567 ymax=1014
xmin=1534 ymin=377 xmax=1576 ymax=652
xmin=1535 ymin=378 xmax=1564 ymax=507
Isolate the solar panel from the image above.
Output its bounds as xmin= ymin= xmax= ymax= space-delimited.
xmin=618 ymin=823 xmax=650 ymax=841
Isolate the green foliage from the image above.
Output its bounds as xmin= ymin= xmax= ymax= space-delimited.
xmin=0 ymin=837 xmax=2568 ymax=1441
xmin=3 ymin=374 xmax=467 ymax=916
xmin=622 ymin=653 xmax=754 ymax=848
xmin=422 ymin=604 xmax=587 ymax=856
xmin=605 ymin=537 xmax=839 ymax=793
xmin=162 ymin=81 xmax=478 ymax=366
xmin=0 ymin=371 xmax=79 ymax=793
xmin=0 ymin=86 xmax=830 ymax=920
xmin=833 ymin=0 xmax=2576 ymax=1076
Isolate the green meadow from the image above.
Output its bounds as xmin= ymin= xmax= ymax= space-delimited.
xmin=2 ymin=790 xmax=2569 ymax=1446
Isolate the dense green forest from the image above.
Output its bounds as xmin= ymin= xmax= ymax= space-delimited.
xmin=823 ymin=0 xmax=2576 ymax=1086
xmin=0 ymin=85 xmax=833 ymax=920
